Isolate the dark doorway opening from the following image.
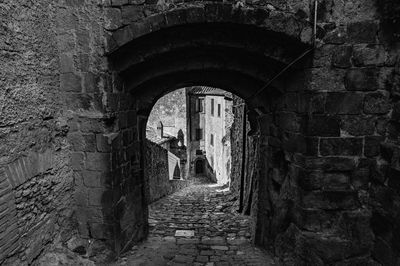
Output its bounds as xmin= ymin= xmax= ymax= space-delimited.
xmin=195 ymin=159 xmax=204 ymax=174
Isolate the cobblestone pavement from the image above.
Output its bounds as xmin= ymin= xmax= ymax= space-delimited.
xmin=112 ymin=181 xmax=276 ymax=266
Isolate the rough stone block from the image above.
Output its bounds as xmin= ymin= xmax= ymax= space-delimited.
xmin=340 ymin=115 xmax=375 ymax=136
xmin=83 ymin=72 xmax=97 ymax=93
xmin=388 ymin=168 xmax=400 ymax=191
xmin=185 ymin=6 xmax=206 ymax=24
xmin=71 ymin=152 xmax=85 ymax=171
xmin=345 ymin=68 xmax=379 ymax=91
xmin=320 ymin=137 xmax=363 ymax=156
xmin=88 ymin=188 xmax=106 ymax=206
xmin=59 ymin=53 xmax=75 ymax=73
xmin=304 ymin=137 xmax=319 ymax=156
xmin=365 ymin=136 xmax=382 ymax=157
xmin=299 ymin=232 xmax=353 ymax=262
xmin=308 ymin=68 xmax=346 ymax=91
xmin=352 ymin=166 xmax=370 ymax=189
xmin=392 ymin=102 xmax=400 ymax=122
xmin=298 ymin=93 xmax=326 ymax=114
xmin=325 ymin=92 xmax=363 ymax=114
xmin=128 ymin=21 xmax=151 ymax=39
xmin=305 ymin=157 xmax=357 ymax=171
xmin=323 ymin=26 xmax=347 ymax=44
xmin=79 ymin=117 xmax=106 ymax=133
xmin=352 ymin=44 xmax=386 ymax=66
xmin=201 ymin=236 xmax=225 ymax=245
xmin=364 ymin=92 xmax=390 ymax=114
xmin=74 ymin=185 xmax=88 ymax=206
xmin=112 ymin=26 xmax=133 ymax=47
xmin=89 ymin=222 xmax=110 ymax=240
xmin=277 ymin=112 xmax=303 ymax=132
xmin=302 ymin=190 xmax=359 ymax=210
xmin=121 ymin=5 xmax=144 ymax=25
xmin=283 ymin=133 xmax=306 ymax=153
xmin=60 ymin=73 xmax=82 ymax=93
xmin=347 ymin=20 xmax=378 ymax=43
xmin=306 ymin=115 xmax=340 ymax=137
xmin=56 ymin=9 xmax=78 ymax=32
xmin=174 ymin=254 xmax=195 ymax=263
xmin=373 ymin=237 xmax=397 ymax=266
xmin=82 ymin=171 xmax=109 ymax=188
xmin=111 ymin=0 xmax=128 ymax=6
xmin=86 ymin=153 xmax=110 ymax=171
xmin=104 ymin=8 xmax=122 ymax=30
xmin=68 ymin=133 xmax=96 ymax=152
xmin=96 ymin=134 xmax=111 ymax=152
xmin=331 ymin=45 xmax=353 ymax=68
xmin=300 ymin=171 xmax=350 ymax=191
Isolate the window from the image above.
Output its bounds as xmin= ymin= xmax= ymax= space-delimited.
xmin=211 ymin=99 xmax=214 ymax=116
xmin=210 ymin=134 xmax=214 ymax=146
xmin=195 ymin=128 xmax=203 ymax=140
xmin=195 ymin=98 xmax=204 ymax=113
xmin=217 ymin=104 xmax=221 ymax=117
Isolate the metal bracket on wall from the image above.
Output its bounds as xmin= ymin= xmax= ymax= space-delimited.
xmin=246 ymin=0 xmax=319 ymax=102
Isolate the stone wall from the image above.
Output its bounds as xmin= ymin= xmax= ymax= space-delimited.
xmin=0 ymin=1 xmax=77 ymax=264
xmin=145 ymin=141 xmax=189 ymax=203
xmin=230 ymin=96 xmax=246 ymax=196
xmin=1 ymin=0 xmax=400 ymax=265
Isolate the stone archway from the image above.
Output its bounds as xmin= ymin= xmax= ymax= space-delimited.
xmin=103 ymin=4 xmax=316 ymax=262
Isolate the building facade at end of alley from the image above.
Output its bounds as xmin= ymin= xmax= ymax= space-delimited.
xmin=146 ymin=87 xmax=240 ymax=189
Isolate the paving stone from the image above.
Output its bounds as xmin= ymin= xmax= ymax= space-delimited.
xmin=111 ymin=182 xmax=275 ymax=265
xmin=175 ymin=230 xmax=195 ymax=237
xmin=200 ymin=250 xmax=214 ymax=256
xmin=174 ymin=254 xmax=194 ymax=263
xmin=227 ymin=237 xmax=248 ymax=245
xmin=196 ymin=255 xmax=209 ymax=262
xmin=211 ymin=246 xmax=228 ymax=251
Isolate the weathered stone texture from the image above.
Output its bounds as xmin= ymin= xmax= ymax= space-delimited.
xmin=0 ymin=0 xmax=399 ymax=264
xmin=144 ymin=141 xmax=189 ymax=203
xmin=147 ymin=88 xmax=187 ymax=145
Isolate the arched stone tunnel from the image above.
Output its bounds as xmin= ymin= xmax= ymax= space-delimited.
xmin=0 ymin=0 xmax=399 ymax=265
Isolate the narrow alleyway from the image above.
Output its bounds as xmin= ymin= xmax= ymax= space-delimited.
xmin=112 ymin=180 xmax=276 ymax=266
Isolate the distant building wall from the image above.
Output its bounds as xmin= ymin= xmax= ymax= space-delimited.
xmin=187 ymin=87 xmax=234 ymax=184
xmin=205 ymin=95 xmax=230 ymax=184
xmin=147 ymin=88 xmax=187 ymax=146
xmin=187 ymin=94 xmax=206 ymax=177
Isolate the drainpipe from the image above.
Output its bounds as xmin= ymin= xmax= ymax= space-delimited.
xmin=238 ymin=104 xmax=247 ymax=213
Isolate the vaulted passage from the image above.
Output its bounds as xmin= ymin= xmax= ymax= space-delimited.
xmin=111 ymin=182 xmax=275 ymax=265
xmin=1 ymin=1 xmax=400 ymax=265
xmin=105 ymin=17 xmax=315 ymax=264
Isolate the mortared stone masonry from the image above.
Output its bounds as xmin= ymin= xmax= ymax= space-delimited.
xmin=0 ymin=0 xmax=400 ymax=265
